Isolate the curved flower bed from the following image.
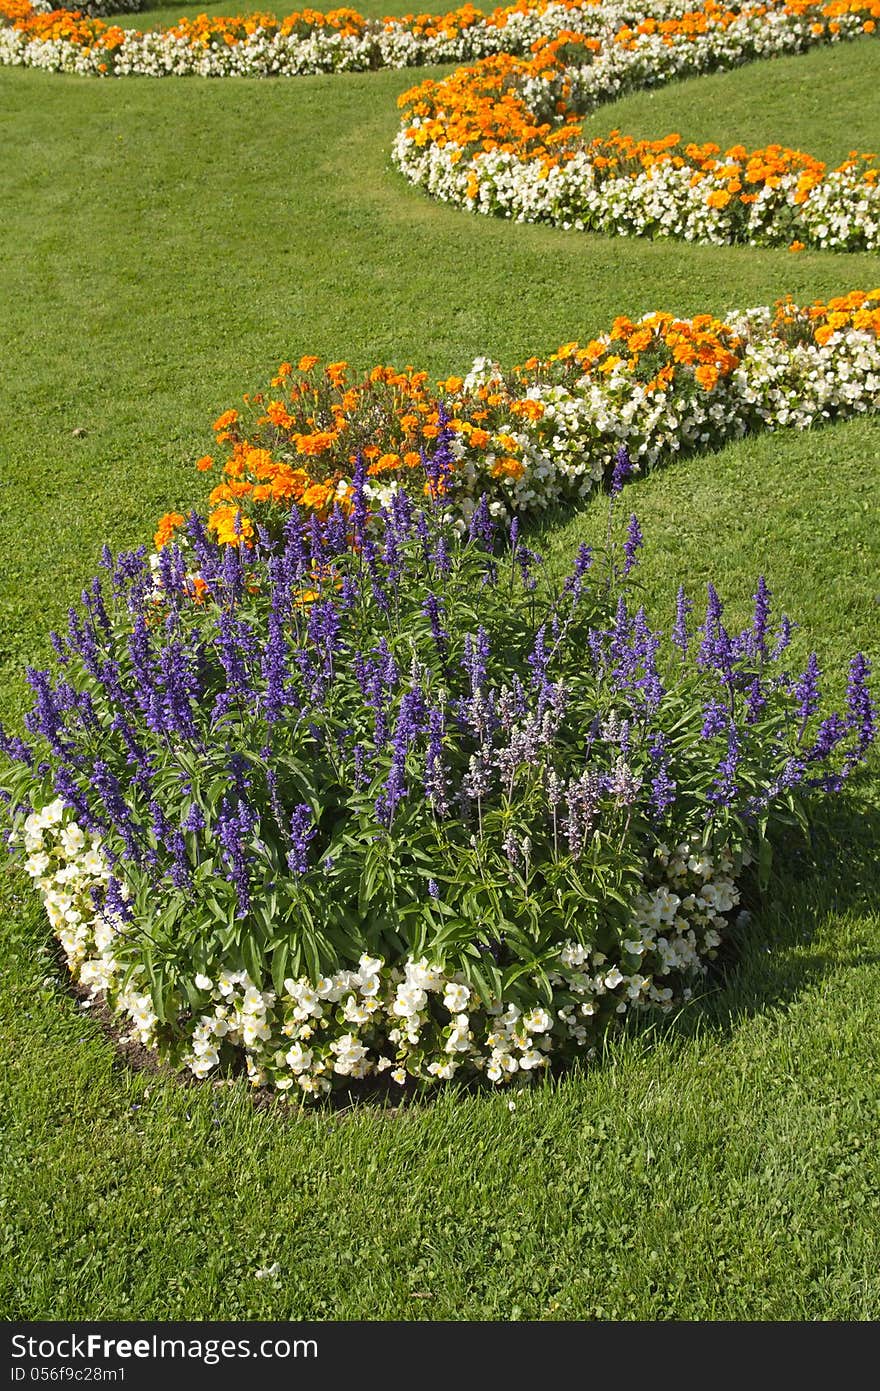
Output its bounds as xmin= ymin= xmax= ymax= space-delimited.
xmin=149 ymin=291 xmax=880 ymax=547
xmin=0 ymin=0 xmax=714 ymax=76
xmin=1 ymin=0 xmax=878 ymax=1103
xmin=394 ymin=2 xmax=880 ymax=250
xmin=3 ymin=481 xmax=876 ymax=1096
xmin=0 ymin=0 xmax=875 ymax=86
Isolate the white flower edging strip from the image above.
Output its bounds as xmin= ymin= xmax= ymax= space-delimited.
xmin=23 ymin=799 xmax=743 ymax=1096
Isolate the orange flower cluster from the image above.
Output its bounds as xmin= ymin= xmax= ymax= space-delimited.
xmin=771 ymin=287 xmax=880 ymax=346
xmin=520 ymin=310 xmax=745 ymax=394
xmin=398 ymin=6 xmax=880 ymax=203
xmin=399 ymin=40 xmax=584 ymax=164
xmin=149 ymin=293 xmax=880 ymax=549
xmin=582 ymin=131 xmax=879 ymax=211
xmin=0 ymin=0 xmax=598 ymax=51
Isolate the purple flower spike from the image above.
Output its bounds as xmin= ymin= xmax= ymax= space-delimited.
xmin=622 ymin=515 xmax=643 ymax=576
xmin=287 ymin=804 xmax=316 ymax=875
xmin=610 ymin=445 xmax=632 ymax=497
xmin=468 ymin=494 xmax=495 ymax=550
xmin=750 ymin=576 xmax=772 ymax=660
xmin=672 ymin=585 xmax=692 ymax=657
xmin=845 ymin=652 xmax=876 ymax=763
xmin=794 ymin=653 xmax=821 ymax=735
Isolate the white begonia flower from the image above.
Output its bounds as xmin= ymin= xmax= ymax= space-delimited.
xmin=60 ymin=824 xmax=86 ymax=856
xmin=393 ymin=983 xmax=427 ymax=1017
xmin=523 ymin=1007 xmax=552 ymax=1034
xmin=343 ymin=995 xmax=371 ymax=1025
xmin=194 ymin=974 xmax=213 ymax=992
xmin=443 ymin=981 xmax=471 ymax=1013
xmin=603 ymin=966 xmax=624 ymax=990
xmin=285 ymin=1043 xmax=313 ymax=1074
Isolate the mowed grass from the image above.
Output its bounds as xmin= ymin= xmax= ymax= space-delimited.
xmin=0 ymin=35 xmax=879 ymax=1320
xmin=118 ymin=0 xmax=422 ymax=24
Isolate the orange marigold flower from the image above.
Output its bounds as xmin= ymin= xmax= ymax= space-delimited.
xmin=212 ymin=408 xmax=239 ymax=435
xmin=195 ymin=455 xmax=214 ymax=472
xmin=694 ymin=364 xmax=720 ymax=391
xmin=207 ymin=505 xmax=254 ymax=547
xmin=298 ymin=355 xmax=320 ymax=372
xmin=154 ymin=511 xmax=184 ymax=550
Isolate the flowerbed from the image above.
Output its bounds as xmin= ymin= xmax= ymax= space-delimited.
xmin=394 ymin=1 xmax=880 ymax=250
xmin=0 ymin=0 xmax=876 ymax=93
xmin=1 ymin=448 xmax=875 ymax=1097
xmin=150 ymin=291 xmax=880 ymax=548
xmin=0 ymin=0 xmax=698 ymax=77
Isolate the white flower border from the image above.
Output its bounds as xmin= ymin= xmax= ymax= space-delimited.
xmin=0 ymin=0 xmax=863 ymax=83
xmin=21 ymin=797 xmax=745 ymax=1099
xmin=362 ymin=306 xmax=880 ymax=522
xmin=393 ymin=2 xmax=879 ymax=251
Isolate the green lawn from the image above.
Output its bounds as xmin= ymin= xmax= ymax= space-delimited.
xmin=116 ymin=0 xmax=422 ymax=24
xmin=0 ymin=33 xmax=878 ymax=1320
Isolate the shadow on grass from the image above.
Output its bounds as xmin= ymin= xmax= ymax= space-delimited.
xmin=602 ymin=783 xmax=880 ymax=1070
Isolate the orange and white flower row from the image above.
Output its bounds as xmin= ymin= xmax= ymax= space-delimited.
xmin=393 ymin=1 xmax=880 ymax=251
xmin=167 ymin=293 xmax=880 ymax=546
xmin=0 ymin=0 xmax=738 ymax=78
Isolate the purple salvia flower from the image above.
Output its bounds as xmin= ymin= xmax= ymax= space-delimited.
xmin=750 ymin=576 xmax=772 ymax=661
xmin=184 ymin=802 xmax=206 ymax=833
xmin=806 ymin=713 xmax=847 ymax=764
xmin=431 ymin=534 xmax=451 ymax=576
xmin=168 ymin=831 xmax=192 ymax=891
xmin=262 ymin=610 xmax=289 ymax=723
xmin=709 ymin=727 xmax=740 ymax=807
xmin=770 ymin=615 xmax=794 ymax=661
xmin=351 ymin=453 xmax=369 ymax=544
xmin=563 ymin=543 xmax=593 ymax=603
xmin=158 ymin=640 xmax=201 ymax=741
xmin=49 ymin=630 xmax=69 ymax=665
xmin=53 ymin=767 xmax=100 ymax=834
xmin=744 ymin=676 xmax=766 ymax=725
xmin=527 ymin=625 xmax=549 ymax=690
xmin=23 ymin=668 xmax=70 ymax=757
xmin=0 ymin=723 xmax=34 ymax=768
xmin=391 ymin=487 xmax=414 ymax=542
xmin=287 ymin=803 xmax=316 ymax=875
xmin=353 ymin=743 xmax=369 ymax=789
xmin=794 ymin=653 xmax=821 ymax=736
xmin=516 ymin=544 xmax=539 ymax=592
xmin=92 ymin=760 xmax=143 ymax=864
xmin=217 ymin=789 xmax=257 ymax=917
xmin=462 ymin=627 xmax=490 ymax=695
xmin=326 ymin=504 xmax=349 ymax=555
xmin=422 ymin=592 xmax=449 ymax=664
xmin=648 ymin=733 xmax=676 ymax=817
xmin=701 ymin=701 xmax=728 ymax=738
xmin=362 ymin=538 xmax=390 ymax=615
xmin=610 ymin=445 xmax=632 ymax=497
xmin=104 ymin=876 xmax=134 ymax=924
xmin=698 ymin=583 xmax=734 ymax=681
xmin=415 ymin=510 xmax=432 ymax=565
xmin=844 ymin=652 xmax=876 ymax=764
xmin=468 ymin=493 xmax=495 ymax=549
xmin=672 ymin=586 xmax=692 ymax=657
xmin=622 ymin=514 xmax=643 ymax=576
